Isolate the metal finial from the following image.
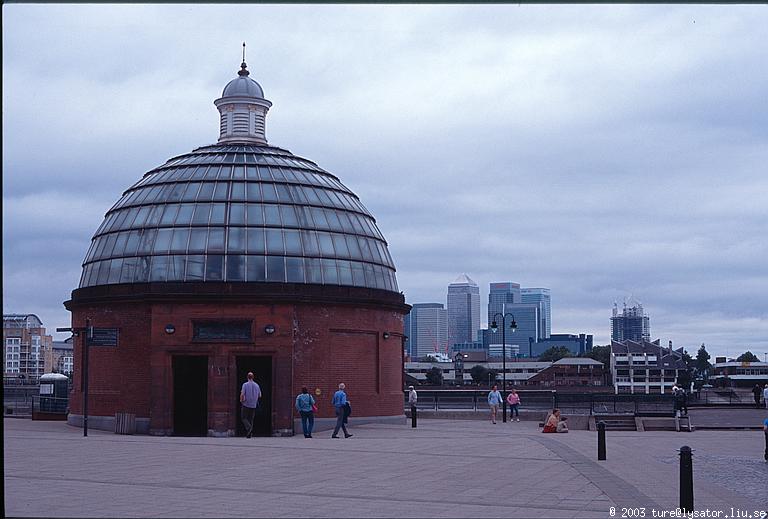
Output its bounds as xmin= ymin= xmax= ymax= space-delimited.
xmin=238 ymin=42 xmax=249 ymax=77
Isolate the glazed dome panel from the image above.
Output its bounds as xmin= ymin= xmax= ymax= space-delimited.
xmin=79 ymin=144 xmax=398 ymax=292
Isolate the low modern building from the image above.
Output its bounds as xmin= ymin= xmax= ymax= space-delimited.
xmin=487 ymin=344 xmax=520 ymax=359
xmin=610 ymin=339 xmax=687 ymax=394
xmin=710 ymin=361 xmax=768 ymax=388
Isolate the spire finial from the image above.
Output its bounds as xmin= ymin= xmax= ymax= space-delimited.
xmin=238 ymin=42 xmax=249 ymax=76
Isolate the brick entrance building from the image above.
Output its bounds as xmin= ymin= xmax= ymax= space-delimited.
xmin=65 ymin=56 xmax=408 ymax=436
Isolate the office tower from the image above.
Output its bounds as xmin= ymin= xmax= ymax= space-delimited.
xmin=521 ymin=288 xmax=551 ymax=339
xmin=488 ymin=282 xmax=520 ymax=345
xmin=502 ymin=302 xmax=540 ymax=356
xmin=447 ymin=274 xmax=480 ymax=348
xmin=610 ymin=299 xmax=651 ymax=342
xmin=405 ymin=303 xmax=448 ymax=359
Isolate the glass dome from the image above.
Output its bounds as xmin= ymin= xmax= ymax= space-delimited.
xmin=78 ymin=143 xmax=398 ymax=292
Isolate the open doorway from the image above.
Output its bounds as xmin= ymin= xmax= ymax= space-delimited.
xmin=235 ymin=356 xmax=272 ymax=436
xmin=172 ymin=355 xmax=208 ymax=436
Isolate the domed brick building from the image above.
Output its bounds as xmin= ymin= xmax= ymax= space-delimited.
xmin=64 ymin=56 xmax=409 ymax=436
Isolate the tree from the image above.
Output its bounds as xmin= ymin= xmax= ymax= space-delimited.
xmin=425 ymin=366 xmax=443 ymax=386
xmin=681 ymin=350 xmax=694 ymax=369
xmin=538 ymin=346 xmax=572 ymax=362
xmin=735 ymin=351 xmax=760 ymax=363
xmin=470 ymin=364 xmax=489 ymax=385
xmin=676 ymin=369 xmax=693 ymax=390
xmin=580 ymin=345 xmax=610 ymax=366
xmin=695 ymin=344 xmax=711 ymax=378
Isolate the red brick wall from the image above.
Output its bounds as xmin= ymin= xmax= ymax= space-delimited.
xmin=69 ymin=300 xmax=404 ymax=435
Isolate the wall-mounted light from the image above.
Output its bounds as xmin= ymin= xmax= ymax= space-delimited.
xmin=264 ymin=324 xmax=276 ymax=335
xmin=383 ymin=332 xmax=390 ymax=339
xmin=164 ymin=324 xmax=176 ymax=335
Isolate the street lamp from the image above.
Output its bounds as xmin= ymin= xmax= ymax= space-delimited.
xmin=490 ymin=313 xmax=517 ymax=423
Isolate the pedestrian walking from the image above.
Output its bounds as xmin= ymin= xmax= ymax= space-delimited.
xmin=331 ymin=383 xmax=353 ymax=438
xmin=763 ymin=383 xmax=768 ymax=410
xmin=487 ymin=384 xmax=502 ymax=424
xmin=295 ymin=386 xmax=316 ymax=438
xmin=240 ymin=372 xmax=261 ymax=438
xmin=506 ymin=388 xmax=521 ymax=422
xmin=752 ymin=384 xmax=763 ymax=408
xmin=763 ymin=416 xmax=768 ymax=462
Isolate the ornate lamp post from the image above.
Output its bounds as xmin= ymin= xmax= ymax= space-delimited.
xmin=490 ymin=313 xmax=517 ymax=423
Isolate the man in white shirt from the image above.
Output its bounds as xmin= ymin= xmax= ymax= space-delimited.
xmin=763 ymin=384 xmax=768 ymax=409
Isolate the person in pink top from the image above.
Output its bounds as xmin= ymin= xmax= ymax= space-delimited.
xmin=506 ymin=389 xmax=521 ymax=422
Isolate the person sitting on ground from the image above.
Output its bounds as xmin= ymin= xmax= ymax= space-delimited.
xmin=542 ymin=409 xmax=561 ymax=433
xmin=556 ymin=416 xmax=569 ymax=433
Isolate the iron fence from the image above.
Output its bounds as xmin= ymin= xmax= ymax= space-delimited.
xmin=403 ymin=388 xmax=758 ymax=415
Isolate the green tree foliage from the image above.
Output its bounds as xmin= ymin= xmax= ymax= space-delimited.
xmin=425 ymin=366 xmax=443 ymax=386
xmin=538 ymin=346 xmax=573 ymax=362
xmin=580 ymin=345 xmax=610 ymax=366
xmin=470 ymin=364 xmax=488 ymax=385
xmin=695 ymin=344 xmax=711 ymax=377
xmin=681 ymin=350 xmax=694 ymax=369
xmin=677 ymin=369 xmax=692 ymax=390
xmin=735 ymin=351 xmax=760 ymax=362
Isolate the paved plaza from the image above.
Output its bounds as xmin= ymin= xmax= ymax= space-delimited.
xmin=4 ymin=417 xmax=767 ymax=518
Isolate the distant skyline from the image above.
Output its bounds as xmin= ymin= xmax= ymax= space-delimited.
xmin=3 ymin=4 xmax=767 ymax=361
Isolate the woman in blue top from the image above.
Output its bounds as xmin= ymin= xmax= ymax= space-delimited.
xmin=763 ymin=417 xmax=768 ymax=461
xmin=295 ymin=387 xmax=316 ymax=438
xmin=487 ymin=384 xmax=503 ymax=424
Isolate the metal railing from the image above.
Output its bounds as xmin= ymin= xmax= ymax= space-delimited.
xmin=402 ymin=389 xmax=758 ymax=416
xmin=5 ymin=388 xmax=69 ymax=417
xmin=404 ymin=390 xmax=557 ymax=412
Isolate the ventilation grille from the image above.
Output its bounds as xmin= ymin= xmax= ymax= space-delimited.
xmin=233 ymin=113 xmax=250 ymax=134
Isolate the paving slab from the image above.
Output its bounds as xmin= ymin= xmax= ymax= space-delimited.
xmin=4 ymin=417 xmax=767 ymax=518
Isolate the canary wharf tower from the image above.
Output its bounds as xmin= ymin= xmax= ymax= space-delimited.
xmin=65 ymin=52 xmax=409 ymax=436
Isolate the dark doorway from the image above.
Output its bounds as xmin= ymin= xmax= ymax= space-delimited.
xmin=173 ymin=355 xmax=208 ymax=436
xmin=235 ymin=356 xmax=272 ymax=436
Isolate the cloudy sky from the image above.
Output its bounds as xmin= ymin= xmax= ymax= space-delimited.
xmin=3 ymin=4 xmax=767 ymax=360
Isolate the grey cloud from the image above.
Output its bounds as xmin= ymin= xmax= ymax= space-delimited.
xmin=3 ymin=4 xmax=767 ymax=359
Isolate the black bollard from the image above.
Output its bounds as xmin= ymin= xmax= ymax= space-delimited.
xmin=679 ymin=445 xmax=694 ymax=512
xmin=411 ymin=405 xmax=417 ymax=428
xmin=597 ymin=421 xmax=606 ymax=460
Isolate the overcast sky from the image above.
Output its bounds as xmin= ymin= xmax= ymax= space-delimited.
xmin=3 ymin=4 xmax=767 ymax=360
